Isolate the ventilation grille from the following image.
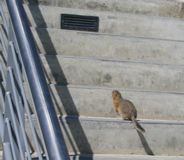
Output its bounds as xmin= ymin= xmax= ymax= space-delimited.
xmin=61 ymin=14 xmax=99 ymax=32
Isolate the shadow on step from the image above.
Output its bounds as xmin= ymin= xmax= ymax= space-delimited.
xmin=26 ymin=2 xmax=94 ymax=159
xmin=137 ymin=130 xmax=154 ymax=155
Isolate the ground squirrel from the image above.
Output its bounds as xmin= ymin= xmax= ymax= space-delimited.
xmin=112 ymin=90 xmax=145 ymax=133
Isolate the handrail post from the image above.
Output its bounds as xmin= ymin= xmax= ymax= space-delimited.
xmin=5 ymin=0 xmax=70 ymax=159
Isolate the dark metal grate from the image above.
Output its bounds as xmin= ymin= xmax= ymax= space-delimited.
xmin=61 ymin=14 xmax=99 ymax=32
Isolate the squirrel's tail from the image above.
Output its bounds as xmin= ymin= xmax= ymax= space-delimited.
xmin=131 ymin=116 xmax=145 ymax=133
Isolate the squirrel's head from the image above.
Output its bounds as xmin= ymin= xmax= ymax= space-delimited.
xmin=112 ymin=90 xmax=122 ymax=99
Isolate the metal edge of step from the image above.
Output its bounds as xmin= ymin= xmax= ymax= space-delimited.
xmin=39 ymin=54 xmax=184 ymax=67
xmin=48 ymin=84 xmax=184 ymax=95
xmin=27 ymin=114 xmax=184 ymax=126
xmin=60 ymin=116 xmax=184 ymax=125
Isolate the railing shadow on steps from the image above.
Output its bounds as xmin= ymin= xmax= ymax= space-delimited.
xmin=25 ymin=1 xmax=94 ymax=160
xmin=0 ymin=0 xmax=70 ymax=159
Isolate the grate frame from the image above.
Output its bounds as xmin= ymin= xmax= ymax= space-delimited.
xmin=61 ymin=14 xmax=99 ymax=32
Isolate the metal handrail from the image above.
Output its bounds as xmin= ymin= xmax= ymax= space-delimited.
xmin=0 ymin=0 xmax=70 ymax=159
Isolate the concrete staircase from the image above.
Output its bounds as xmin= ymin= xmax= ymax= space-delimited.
xmin=4 ymin=0 xmax=184 ymax=159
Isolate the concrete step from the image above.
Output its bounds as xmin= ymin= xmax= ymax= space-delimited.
xmin=27 ymin=116 xmax=184 ymax=156
xmin=31 ymin=28 xmax=184 ymax=65
xmin=31 ymin=154 xmax=184 ymax=160
xmin=69 ymin=154 xmax=184 ymax=160
xmin=23 ymin=0 xmax=184 ymax=19
xmin=40 ymin=55 xmax=184 ymax=92
xmin=48 ymin=85 xmax=184 ymax=121
xmin=2 ymin=152 xmax=184 ymax=160
xmin=23 ymin=4 xmax=184 ymax=40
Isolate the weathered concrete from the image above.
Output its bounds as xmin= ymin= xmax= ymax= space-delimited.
xmin=27 ymin=116 xmax=184 ymax=156
xmin=48 ymin=85 xmax=184 ymax=121
xmin=31 ymin=28 xmax=184 ymax=65
xmin=41 ymin=55 xmax=184 ymax=92
xmin=23 ymin=0 xmax=184 ymax=19
xmin=23 ymin=5 xmax=184 ymax=40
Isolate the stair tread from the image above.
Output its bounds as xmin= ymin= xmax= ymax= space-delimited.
xmin=69 ymin=154 xmax=184 ymax=160
xmin=27 ymin=114 xmax=184 ymax=155
xmin=22 ymin=0 xmax=184 ymax=19
xmin=32 ymin=26 xmax=184 ymax=42
xmin=30 ymin=27 xmax=184 ymax=65
xmin=39 ymin=55 xmax=184 ymax=92
xmin=22 ymin=153 xmax=184 ymax=160
xmin=16 ymin=4 xmax=184 ymax=40
xmin=45 ymin=84 xmax=184 ymax=120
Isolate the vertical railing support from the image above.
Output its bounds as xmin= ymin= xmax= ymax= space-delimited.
xmin=4 ymin=142 xmax=13 ymax=160
xmin=4 ymin=0 xmax=70 ymax=159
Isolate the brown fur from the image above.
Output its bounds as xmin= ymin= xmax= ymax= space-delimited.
xmin=112 ymin=90 xmax=145 ymax=133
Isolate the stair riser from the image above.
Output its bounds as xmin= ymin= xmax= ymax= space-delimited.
xmin=48 ymin=86 xmax=184 ymax=121
xmin=22 ymin=5 xmax=184 ymax=40
xmin=27 ymin=118 xmax=184 ymax=156
xmin=41 ymin=56 xmax=184 ymax=92
xmin=23 ymin=0 xmax=184 ymax=19
xmin=31 ymin=28 xmax=184 ymax=65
